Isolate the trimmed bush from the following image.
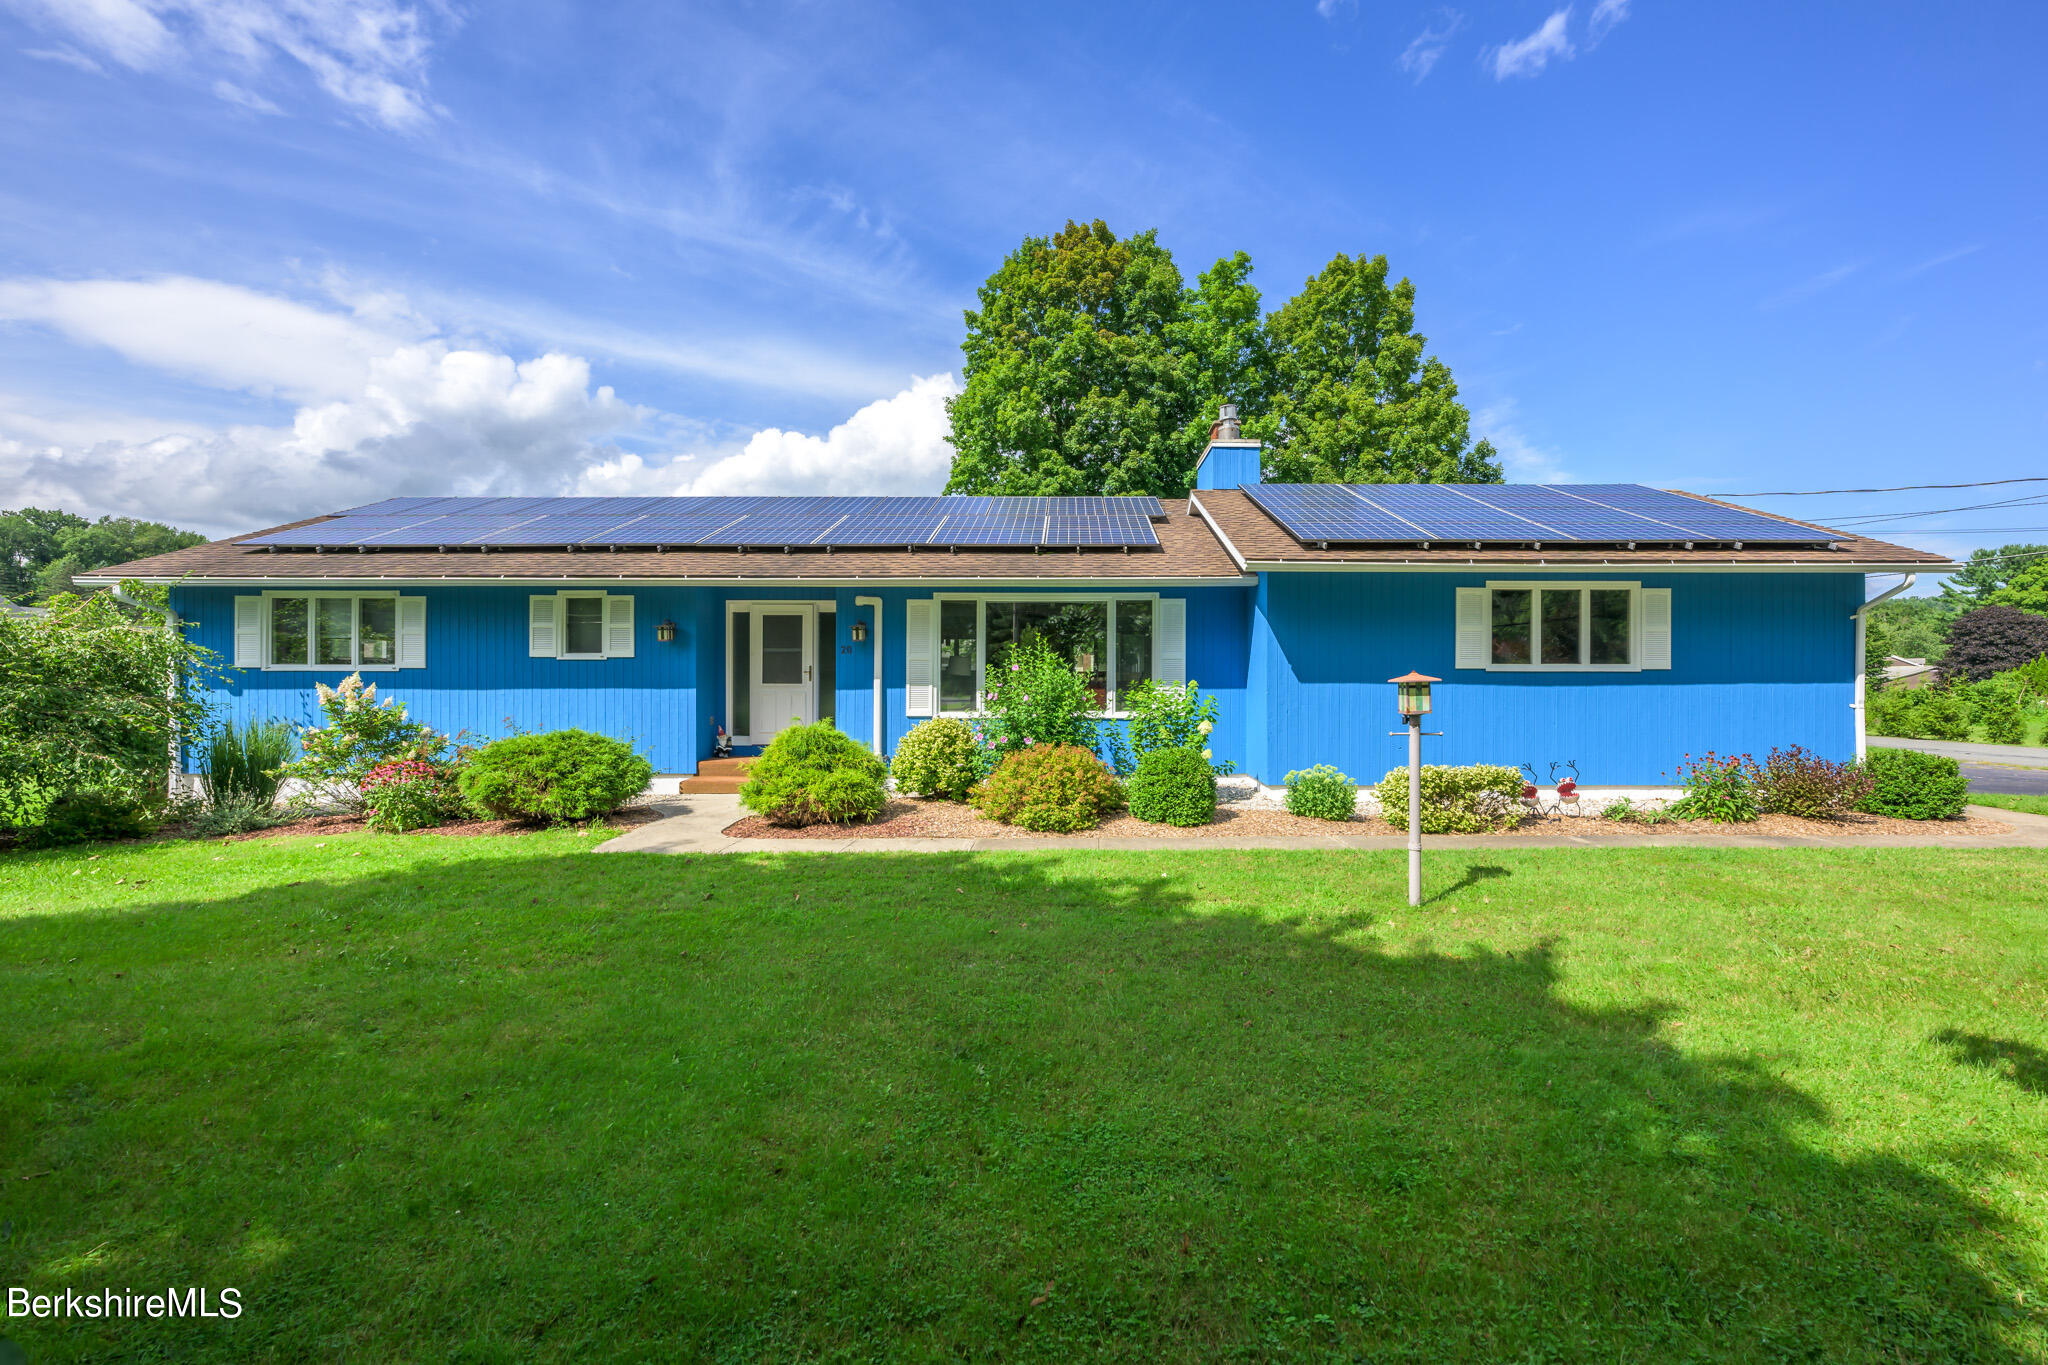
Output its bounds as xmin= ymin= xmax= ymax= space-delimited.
xmin=973 ymin=744 xmax=1124 ymax=833
xmin=739 ymin=720 xmax=887 ymax=827
xmin=1375 ymin=763 xmax=1523 ymax=834
xmin=1284 ymin=764 xmax=1358 ymax=821
xmin=1746 ymin=745 xmax=1874 ymax=819
xmin=459 ymin=729 xmax=653 ymax=823
xmin=1126 ymin=746 xmax=1217 ymax=827
xmin=890 ymin=718 xmax=982 ymax=800
xmin=1861 ymin=747 xmax=1970 ymax=821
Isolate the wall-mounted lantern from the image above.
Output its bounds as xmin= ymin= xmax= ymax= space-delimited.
xmin=850 ymin=617 xmax=869 ymax=644
xmin=655 ymin=619 xmax=679 ymax=643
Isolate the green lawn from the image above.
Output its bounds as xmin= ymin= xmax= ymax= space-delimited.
xmin=4 ymin=833 xmax=2046 ymax=1362
xmin=1973 ymin=792 xmax=2048 ymax=819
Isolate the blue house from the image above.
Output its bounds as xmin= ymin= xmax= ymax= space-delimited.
xmin=84 ymin=418 xmax=1951 ymax=790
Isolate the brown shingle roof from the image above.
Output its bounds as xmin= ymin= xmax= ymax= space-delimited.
xmin=77 ymin=501 xmax=1252 ymax=585
xmin=1189 ymin=488 xmax=1956 ymax=569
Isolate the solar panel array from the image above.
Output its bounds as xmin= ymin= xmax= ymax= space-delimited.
xmin=1239 ymin=483 xmax=1833 ymax=546
xmin=243 ymin=495 xmax=1167 ymax=549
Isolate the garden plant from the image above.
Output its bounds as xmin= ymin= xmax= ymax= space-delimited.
xmin=1124 ymin=745 xmax=1217 ymax=826
xmin=275 ymin=673 xmax=455 ymax=810
xmin=1284 ymin=764 xmax=1359 ymax=821
xmin=1107 ymin=678 xmax=1232 ymax=775
xmin=975 ymin=637 xmax=1101 ymax=766
xmin=1860 ymin=747 xmax=1971 ymax=821
xmin=737 ymin=720 xmax=887 ymax=827
xmin=360 ymin=759 xmax=465 ymax=833
xmin=461 ymin=729 xmax=654 ymax=824
xmin=972 ymin=743 xmax=1124 ymax=832
xmin=1375 ymin=763 xmax=1524 ymax=833
xmin=889 ymin=718 xmax=982 ymax=800
xmin=1663 ymin=752 xmax=1762 ymax=823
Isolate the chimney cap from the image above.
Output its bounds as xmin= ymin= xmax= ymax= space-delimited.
xmin=1218 ymin=402 xmax=1239 ymax=420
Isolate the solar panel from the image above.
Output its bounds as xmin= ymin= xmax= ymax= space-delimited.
xmin=1561 ymin=485 xmax=1823 ymax=542
xmin=1356 ymin=486 xmax=1554 ymax=541
xmin=1240 ymin=484 xmax=1426 ymax=542
xmin=1239 ymin=483 xmax=1836 ymax=547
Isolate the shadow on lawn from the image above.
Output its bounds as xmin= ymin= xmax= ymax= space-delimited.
xmin=3 ymin=849 xmax=2040 ymax=1362
xmin=1933 ymin=1028 xmax=2048 ymax=1098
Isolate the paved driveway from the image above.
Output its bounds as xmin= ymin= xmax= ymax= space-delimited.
xmin=1959 ymin=763 xmax=2048 ymax=796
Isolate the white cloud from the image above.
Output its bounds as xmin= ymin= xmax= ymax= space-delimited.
xmin=21 ymin=44 xmax=108 ymax=74
xmin=1587 ymin=0 xmax=1630 ymax=45
xmin=1314 ymin=0 xmax=1356 ymax=18
xmin=212 ymin=77 xmax=280 ymax=113
xmin=1488 ymin=8 xmax=1574 ymax=79
xmin=576 ymin=375 xmax=961 ymax=500
xmin=0 ymin=275 xmax=411 ymax=402
xmin=1473 ymin=402 xmax=1572 ymax=484
xmin=1898 ymin=243 xmax=1983 ymax=279
xmin=1759 ymin=259 xmax=1868 ymax=310
xmin=0 ymin=0 xmax=442 ymax=129
xmin=1399 ymin=10 xmax=1465 ymax=82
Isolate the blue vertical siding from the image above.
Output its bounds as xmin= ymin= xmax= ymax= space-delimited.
xmin=1246 ymin=570 xmax=1863 ymax=786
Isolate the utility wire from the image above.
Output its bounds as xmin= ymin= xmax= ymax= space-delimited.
xmin=1724 ymin=476 xmax=2048 ymax=497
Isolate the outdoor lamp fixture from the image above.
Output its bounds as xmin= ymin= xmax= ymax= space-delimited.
xmin=1388 ymin=671 xmax=1443 ymax=908
xmin=655 ymin=619 xmax=678 ymax=643
xmin=850 ymin=617 xmax=869 ymax=644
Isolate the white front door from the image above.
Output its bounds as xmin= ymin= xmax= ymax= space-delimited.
xmin=750 ymin=606 xmax=815 ymax=743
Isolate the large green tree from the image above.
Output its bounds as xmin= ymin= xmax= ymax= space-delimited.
xmin=0 ymin=507 xmax=206 ymax=602
xmin=1937 ymin=542 xmax=2048 ymax=612
xmin=944 ymin=221 xmax=1496 ymax=497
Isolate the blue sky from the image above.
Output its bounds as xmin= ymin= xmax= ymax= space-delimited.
xmin=0 ymin=0 xmax=2042 ymax=582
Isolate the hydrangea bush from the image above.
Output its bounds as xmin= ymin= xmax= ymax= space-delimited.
xmin=275 ymin=673 xmax=455 ymax=810
xmin=1107 ymin=679 xmax=1234 ymax=776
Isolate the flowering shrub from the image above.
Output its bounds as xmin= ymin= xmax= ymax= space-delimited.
xmin=739 ymin=720 xmax=886 ymax=827
xmin=972 ymin=743 xmax=1124 ymax=832
xmin=1664 ymin=752 xmax=1759 ymax=823
xmin=1126 ymin=746 xmax=1216 ymax=827
xmin=360 ymin=760 xmax=460 ymax=833
xmin=1745 ymin=745 xmax=1874 ymax=819
xmin=890 ymin=718 xmax=981 ymax=801
xmin=976 ymin=637 xmax=1100 ymax=766
xmin=1284 ymin=764 xmax=1358 ymax=821
xmin=275 ymin=673 xmax=453 ymax=810
xmin=1375 ymin=764 xmax=1524 ymax=833
xmin=1107 ymin=679 xmax=1235 ymax=776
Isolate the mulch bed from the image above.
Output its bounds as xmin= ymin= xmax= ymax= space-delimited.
xmin=205 ymin=804 xmax=666 ymax=844
xmin=722 ymin=798 xmax=2013 ymax=841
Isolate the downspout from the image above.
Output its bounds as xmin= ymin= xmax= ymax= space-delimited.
xmin=855 ymin=594 xmax=883 ymax=757
xmin=110 ymin=587 xmax=186 ymax=796
xmin=1851 ymin=573 xmax=1915 ymax=762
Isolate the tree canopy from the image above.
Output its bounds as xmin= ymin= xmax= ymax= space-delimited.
xmin=944 ymin=220 xmax=1499 ymax=497
xmin=1936 ymin=542 xmax=2048 ymax=613
xmin=0 ymin=507 xmax=206 ymax=603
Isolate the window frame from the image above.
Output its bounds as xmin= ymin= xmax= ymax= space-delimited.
xmin=259 ymin=590 xmax=404 ymax=671
xmin=554 ymin=589 xmax=609 ymax=661
xmin=1480 ymin=580 xmax=1643 ymax=673
xmin=931 ymin=591 xmax=1163 ymax=717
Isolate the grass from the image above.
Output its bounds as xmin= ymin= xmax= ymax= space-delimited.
xmin=4 ymin=832 xmax=2047 ymax=1362
xmin=1971 ymin=791 xmax=2048 ymax=819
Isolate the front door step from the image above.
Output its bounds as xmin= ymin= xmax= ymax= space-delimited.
xmin=678 ymin=756 xmax=755 ymax=794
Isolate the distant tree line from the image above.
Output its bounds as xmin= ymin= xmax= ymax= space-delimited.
xmin=1866 ymin=541 xmax=2048 ymax=685
xmin=945 ymin=219 xmax=1500 ymax=498
xmin=0 ymin=507 xmax=206 ymax=604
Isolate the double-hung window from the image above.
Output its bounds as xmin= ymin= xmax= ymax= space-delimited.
xmin=237 ymin=592 xmax=420 ymax=670
xmin=1456 ymin=581 xmax=1670 ymax=672
xmin=913 ymin=594 xmax=1184 ymax=716
xmin=528 ymin=591 xmax=635 ymax=660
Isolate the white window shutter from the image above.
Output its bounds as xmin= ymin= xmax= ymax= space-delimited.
xmin=529 ymin=594 xmax=558 ymax=658
xmin=1154 ymin=597 xmax=1186 ymax=684
xmin=396 ymin=596 xmax=427 ymax=668
xmin=1454 ymin=587 xmax=1489 ymax=669
xmin=234 ymin=596 xmax=263 ymax=669
xmin=1639 ymin=588 xmax=1672 ymax=669
xmin=904 ymin=599 xmax=936 ymax=716
xmin=604 ymin=593 xmax=635 ymax=658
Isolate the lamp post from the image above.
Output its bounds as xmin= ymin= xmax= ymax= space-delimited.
xmin=1388 ymin=671 xmax=1441 ymax=907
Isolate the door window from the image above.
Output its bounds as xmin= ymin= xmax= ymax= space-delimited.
xmin=760 ymin=614 xmax=805 ymax=685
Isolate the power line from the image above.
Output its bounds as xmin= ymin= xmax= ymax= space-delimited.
xmin=1724 ymin=476 xmax=2048 ymax=497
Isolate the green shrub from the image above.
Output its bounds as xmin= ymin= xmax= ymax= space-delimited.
xmin=1917 ymin=690 xmax=1972 ymax=742
xmin=973 ymin=744 xmax=1124 ymax=832
xmin=1965 ymin=681 xmax=2027 ymax=745
xmin=1284 ymin=764 xmax=1358 ymax=821
xmin=198 ymin=717 xmax=294 ymax=808
xmin=739 ymin=720 xmax=887 ymax=827
xmin=1600 ymin=796 xmax=1669 ymax=826
xmin=1866 ymin=687 xmax=1924 ymax=739
xmin=1746 ymin=745 xmax=1874 ymax=819
xmin=459 ymin=729 xmax=653 ymax=823
xmin=977 ymin=637 xmax=1100 ymax=764
xmin=1375 ymin=763 xmax=1523 ymax=833
xmin=184 ymin=791 xmax=293 ymax=838
xmin=1126 ymin=746 xmax=1216 ymax=827
xmin=19 ymin=787 xmax=157 ymax=848
xmin=1110 ymin=679 xmax=1234 ymax=776
xmin=890 ymin=718 xmax=983 ymax=800
xmin=1860 ymin=747 xmax=1970 ymax=821
xmin=2009 ymin=654 xmax=2048 ymax=701
xmin=360 ymin=759 xmax=462 ymax=833
xmin=1664 ymin=752 xmax=1759 ymax=823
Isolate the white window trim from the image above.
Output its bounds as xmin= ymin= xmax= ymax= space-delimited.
xmin=1481 ymin=579 xmax=1643 ymax=673
xmin=258 ymin=589 xmax=405 ymax=671
xmin=931 ymin=591 xmax=1162 ymax=718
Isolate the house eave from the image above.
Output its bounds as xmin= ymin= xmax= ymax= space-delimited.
xmin=74 ymin=572 xmax=1262 ymax=590
xmin=1239 ymin=559 xmax=1960 ymax=574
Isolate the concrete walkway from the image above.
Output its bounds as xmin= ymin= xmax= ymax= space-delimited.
xmin=1873 ymin=736 xmax=2048 ymax=770
xmin=595 ymin=794 xmax=2048 ymax=854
